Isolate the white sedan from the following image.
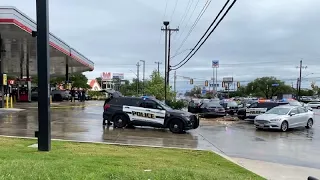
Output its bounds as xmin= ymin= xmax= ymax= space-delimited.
xmin=254 ymin=105 xmax=314 ymax=132
xmin=307 ymin=102 xmax=320 ymax=109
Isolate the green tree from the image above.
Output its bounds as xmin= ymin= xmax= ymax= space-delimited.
xmin=246 ymin=77 xmax=293 ymax=98
xmin=190 ymin=86 xmax=201 ymax=97
xmin=145 ymin=70 xmax=175 ymax=100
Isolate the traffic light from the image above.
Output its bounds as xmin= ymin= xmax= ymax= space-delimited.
xmin=190 ymin=79 xmax=193 ymax=84
xmin=205 ymin=80 xmax=208 ymax=86
xmin=237 ymin=81 xmax=240 ymax=88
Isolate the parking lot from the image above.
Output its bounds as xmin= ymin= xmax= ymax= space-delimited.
xmin=0 ymin=101 xmax=319 ymax=169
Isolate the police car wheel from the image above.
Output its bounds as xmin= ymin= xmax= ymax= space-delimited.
xmin=113 ymin=114 xmax=128 ymax=128
xmin=169 ymin=119 xmax=184 ymax=133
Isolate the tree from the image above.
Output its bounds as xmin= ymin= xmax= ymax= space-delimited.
xmin=246 ymin=77 xmax=293 ymax=98
xmin=145 ymin=70 xmax=175 ymax=100
xmin=190 ymin=86 xmax=201 ymax=97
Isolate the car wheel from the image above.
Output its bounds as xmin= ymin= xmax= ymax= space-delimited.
xmin=306 ymin=119 xmax=313 ymax=129
xmin=280 ymin=121 xmax=289 ymax=132
xmin=113 ymin=114 xmax=128 ymax=128
xmin=169 ymin=119 xmax=184 ymax=133
xmin=238 ymin=115 xmax=246 ymax=120
xmin=317 ymin=106 xmax=320 ymax=109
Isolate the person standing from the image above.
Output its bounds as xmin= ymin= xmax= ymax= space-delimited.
xmin=81 ymin=89 xmax=86 ymax=102
xmin=70 ymin=88 xmax=76 ymax=102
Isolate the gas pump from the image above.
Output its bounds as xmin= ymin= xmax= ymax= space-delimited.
xmin=17 ymin=79 xmax=31 ymax=102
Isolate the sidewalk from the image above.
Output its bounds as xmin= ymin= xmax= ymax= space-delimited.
xmin=232 ymin=157 xmax=320 ymax=180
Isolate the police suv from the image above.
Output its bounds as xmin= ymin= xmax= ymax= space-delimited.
xmin=103 ymin=96 xmax=199 ymax=133
xmin=237 ymin=100 xmax=288 ymax=120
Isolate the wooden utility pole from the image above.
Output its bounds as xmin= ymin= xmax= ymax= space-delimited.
xmin=167 ymin=28 xmax=179 ymax=86
xmin=155 ymin=61 xmax=162 ymax=74
xmin=296 ymin=59 xmax=307 ymax=100
xmin=161 ymin=22 xmax=179 ymax=101
xmin=174 ymin=71 xmax=177 ymax=95
xmin=136 ymin=62 xmax=140 ymax=95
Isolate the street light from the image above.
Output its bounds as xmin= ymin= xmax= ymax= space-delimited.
xmin=140 ymin=60 xmax=145 ymax=95
xmin=171 ymin=48 xmax=193 ymax=59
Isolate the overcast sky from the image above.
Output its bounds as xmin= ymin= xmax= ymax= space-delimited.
xmin=4 ymin=0 xmax=320 ymax=91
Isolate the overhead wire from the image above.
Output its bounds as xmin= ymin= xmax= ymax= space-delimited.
xmin=176 ymin=0 xmax=193 ymax=28
xmin=158 ymin=0 xmax=169 ymax=44
xmin=173 ymin=0 xmax=210 ymax=54
xmin=171 ymin=0 xmax=236 ymax=70
xmin=170 ymin=0 xmax=180 ymax=22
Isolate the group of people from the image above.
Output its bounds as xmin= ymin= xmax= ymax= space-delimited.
xmin=69 ymin=88 xmax=87 ymax=102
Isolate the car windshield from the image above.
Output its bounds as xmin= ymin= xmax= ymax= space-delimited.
xmin=206 ymin=102 xmax=222 ymax=107
xmin=156 ymin=100 xmax=172 ymax=110
xmin=265 ymin=107 xmax=291 ymax=115
xmin=288 ymin=100 xmax=302 ymax=106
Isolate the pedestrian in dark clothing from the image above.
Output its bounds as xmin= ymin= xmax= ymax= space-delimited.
xmin=78 ymin=90 xmax=82 ymax=102
xmin=70 ymin=88 xmax=76 ymax=102
xmin=81 ymin=89 xmax=86 ymax=102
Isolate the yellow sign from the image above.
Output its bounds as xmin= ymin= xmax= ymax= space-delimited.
xmin=3 ymin=74 xmax=7 ymax=86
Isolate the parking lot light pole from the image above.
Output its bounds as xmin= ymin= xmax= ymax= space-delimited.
xmin=36 ymin=0 xmax=51 ymax=151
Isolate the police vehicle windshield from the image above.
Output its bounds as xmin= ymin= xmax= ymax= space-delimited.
xmin=155 ymin=99 xmax=172 ymax=110
xmin=265 ymin=107 xmax=291 ymax=115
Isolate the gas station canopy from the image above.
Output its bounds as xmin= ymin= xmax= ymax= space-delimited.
xmin=0 ymin=6 xmax=94 ymax=77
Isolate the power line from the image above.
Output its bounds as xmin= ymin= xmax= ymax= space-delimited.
xmin=176 ymin=0 xmax=193 ymax=28
xmin=171 ymin=0 xmax=236 ymax=70
xmin=174 ymin=0 xmax=210 ymax=53
xmin=170 ymin=0 xmax=180 ymax=22
xmin=159 ymin=0 xmax=170 ymax=44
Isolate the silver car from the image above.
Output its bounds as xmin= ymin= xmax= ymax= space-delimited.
xmin=254 ymin=105 xmax=314 ymax=132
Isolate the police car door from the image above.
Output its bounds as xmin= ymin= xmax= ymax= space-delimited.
xmin=246 ymin=102 xmax=267 ymax=116
xmin=143 ymin=100 xmax=166 ymax=125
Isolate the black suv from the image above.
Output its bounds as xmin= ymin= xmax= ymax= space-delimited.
xmin=103 ymin=97 xmax=199 ymax=133
xmin=237 ymin=101 xmax=288 ymax=120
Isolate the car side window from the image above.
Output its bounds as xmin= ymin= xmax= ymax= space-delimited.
xmin=249 ymin=102 xmax=258 ymax=108
xmin=144 ymin=100 xmax=157 ymax=109
xmin=297 ymin=107 xmax=307 ymax=113
xmin=290 ymin=108 xmax=299 ymax=114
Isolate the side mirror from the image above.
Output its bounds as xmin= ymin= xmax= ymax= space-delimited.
xmin=290 ymin=112 xmax=296 ymax=116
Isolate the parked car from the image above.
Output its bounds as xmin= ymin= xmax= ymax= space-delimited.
xmin=220 ymin=100 xmax=239 ymax=115
xmin=307 ymin=101 xmax=320 ymax=109
xmin=103 ymin=96 xmax=199 ymax=133
xmin=198 ymin=101 xmax=226 ymax=118
xmin=187 ymin=99 xmax=202 ymax=113
xmin=237 ymin=100 xmax=288 ymax=120
xmin=254 ymin=105 xmax=314 ymax=132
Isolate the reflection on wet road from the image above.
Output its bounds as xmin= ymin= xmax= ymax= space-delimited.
xmin=0 ymin=101 xmax=319 ymax=169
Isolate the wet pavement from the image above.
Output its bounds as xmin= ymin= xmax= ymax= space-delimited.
xmin=0 ymin=101 xmax=320 ymax=169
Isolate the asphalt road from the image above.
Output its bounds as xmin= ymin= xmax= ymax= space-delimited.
xmin=0 ymin=101 xmax=319 ymax=169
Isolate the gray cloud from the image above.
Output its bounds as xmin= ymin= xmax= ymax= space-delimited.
xmin=5 ymin=0 xmax=320 ymax=91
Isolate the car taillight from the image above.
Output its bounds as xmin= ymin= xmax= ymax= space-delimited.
xmin=104 ymin=104 xmax=110 ymax=111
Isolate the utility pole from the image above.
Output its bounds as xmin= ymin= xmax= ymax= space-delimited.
xmin=173 ymin=71 xmax=177 ymax=98
xmin=161 ymin=21 xmax=179 ymax=101
xmin=155 ymin=61 xmax=162 ymax=74
xmin=140 ymin=60 xmax=145 ymax=95
xmin=161 ymin=21 xmax=169 ymax=101
xmin=296 ymin=59 xmax=307 ymax=100
xmin=167 ymin=27 xmax=179 ymax=86
xmin=136 ymin=62 xmax=140 ymax=95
